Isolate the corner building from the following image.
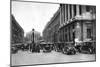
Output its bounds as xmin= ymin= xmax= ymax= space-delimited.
xmin=43 ymin=4 xmax=96 ymax=47
xmin=59 ymin=4 xmax=96 ymax=46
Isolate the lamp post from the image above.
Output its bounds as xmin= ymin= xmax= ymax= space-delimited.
xmin=30 ymin=29 xmax=35 ymax=52
xmin=32 ymin=29 xmax=34 ymax=43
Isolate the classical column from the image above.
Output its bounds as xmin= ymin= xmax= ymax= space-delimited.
xmin=82 ymin=6 xmax=86 ymax=14
xmin=76 ymin=5 xmax=79 ymax=15
xmin=60 ymin=7 xmax=62 ymax=26
xmin=32 ymin=29 xmax=34 ymax=43
xmin=71 ymin=5 xmax=74 ymax=18
xmin=68 ymin=4 xmax=70 ymax=21
xmin=76 ymin=22 xmax=81 ymax=40
xmin=65 ymin=5 xmax=67 ymax=23
xmin=66 ymin=4 xmax=68 ymax=23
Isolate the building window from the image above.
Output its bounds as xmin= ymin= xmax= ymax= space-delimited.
xmin=63 ymin=4 xmax=65 ymax=22
xmin=79 ymin=5 xmax=82 ymax=15
xmin=70 ymin=5 xmax=72 ymax=19
xmin=92 ymin=6 xmax=96 ymax=13
xmin=65 ymin=27 xmax=68 ymax=42
xmin=86 ymin=6 xmax=90 ymax=12
xmin=73 ymin=5 xmax=76 ymax=17
xmin=65 ymin=27 xmax=67 ymax=32
xmin=66 ymin=4 xmax=68 ymax=20
xmin=65 ymin=34 xmax=67 ymax=42
xmin=73 ymin=31 xmax=75 ymax=40
xmin=87 ymin=28 xmax=92 ymax=38
xmin=68 ymin=27 xmax=71 ymax=41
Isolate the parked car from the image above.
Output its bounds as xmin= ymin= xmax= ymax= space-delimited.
xmin=30 ymin=43 xmax=40 ymax=53
xmin=20 ymin=44 xmax=25 ymax=51
xmin=43 ymin=45 xmax=51 ymax=53
xmin=15 ymin=43 xmax=24 ymax=51
xmin=75 ymin=45 xmax=82 ymax=52
xmin=23 ymin=43 xmax=30 ymax=51
xmin=80 ymin=42 xmax=95 ymax=54
xmin=54 ymin=43 xmax=64 ymax=52
xmin=11 ymin=46 xmax=18 ymax=54
xmin=35 ymin=45 xmax=40 ymax=53
xmin=48 ymin=43 xmax=54 ymax=50
xmin=62 ymin=46 xmax=76 ymax=55
xmin=39 ymin=41 xmax=47 ymax=50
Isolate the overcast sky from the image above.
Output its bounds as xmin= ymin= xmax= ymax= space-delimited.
xmin=12 ymin=1 xmax=59 ymax=36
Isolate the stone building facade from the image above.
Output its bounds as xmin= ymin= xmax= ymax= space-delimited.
xmin=11 ymin=15 xmax=24 ymax=44
xmin=43 ymin=8 xmax=60 ymax=43
xmin=59 ymin=4 xmax=96 ymax=44
xmin=43 ymin=4 xmax=96 ymax=46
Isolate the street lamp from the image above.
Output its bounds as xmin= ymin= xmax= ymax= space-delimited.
xmin=32 ymin=29 xmax=34 ymax=43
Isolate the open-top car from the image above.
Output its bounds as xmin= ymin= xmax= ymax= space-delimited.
xmin=54 ymin=42 xmax=64 ymax=52
xmin=43 ymin=44 xmax=52 ymax=53
xmin=80 ymin=41 xmax=95 ymax=54
xmin=62 ymin=44 xmax=76 ymax=55
xmin=11 ymin=45 xmax=18 ymax=54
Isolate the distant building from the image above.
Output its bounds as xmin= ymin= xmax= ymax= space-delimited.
xmin=43 ymin=8 xmax=60 ymax=43
xmin=11 ymin=15 xmax=24 ymax=44
xmin=25 ymin=30 xmax=41 ymax=43
xmin=43 ymin=4 xmax=96 ymax=46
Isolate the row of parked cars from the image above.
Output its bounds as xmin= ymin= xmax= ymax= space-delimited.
xmin=11 ymin=43 xmax=30 ymax=54
xmin=53 ymin=42 xmax=76 ymax=55
xmin=75 ymin=42 xmax=96 ymax=54
xmin=11 ymin=41 xmax=96 ymax=55
xmin=39 ymin=41 xmax=96 ymax=55
xmin=55 ymin=42 xmax=95 ymax=55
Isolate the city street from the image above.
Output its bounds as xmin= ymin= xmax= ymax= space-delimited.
xmin=11 ymin=1 xmax=96 ymax=67
xmin=11 ymin=50 xmax=95 ymax=66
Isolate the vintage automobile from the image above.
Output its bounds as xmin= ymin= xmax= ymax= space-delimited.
xmin=11 ymin=45 xmax=18 ymax=54
xmin=75 ymin=45 xmax=82 ymax=52
xmin=11 ymin=43 xmax=23 ymax=54
xmin=13 ymin=43 xmax=25 ymax=51
xmin=35 ymin=45 xmax=40 ymax=53
xmin=54 ymin=42 xmax=64 ymax=52
xmin=48 ymin=42 xmax=54 ymax=50
xmin=22 ymin=43 xmax=30 ymax=51
xmin=20 ymin=44 xmax=25 ymax=51
xmin=43 ymin=44 xmax=52 ymax=53
xmin=62 ymin=46 xmax=76 ymax=55
xmin=80 ymin=42 xmax=95 ymax=54
xmin=39 ymin=41 xmax=47 ymax=50
xmin=30 ymin=43 xmax=40 ymax=53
